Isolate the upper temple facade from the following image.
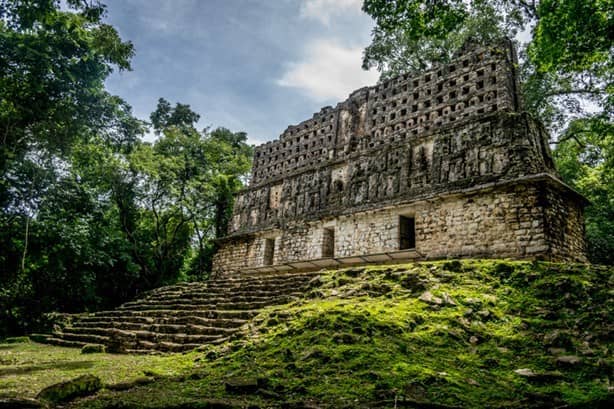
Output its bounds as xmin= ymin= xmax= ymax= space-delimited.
xmin=213 ymin=40 xmax=588 ymax=275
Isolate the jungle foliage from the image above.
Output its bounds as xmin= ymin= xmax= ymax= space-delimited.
xmin=0 ymin=0 xmax=253 ymax=336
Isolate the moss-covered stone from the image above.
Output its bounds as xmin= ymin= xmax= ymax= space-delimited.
xmin=36 ymin=374 xmax=102 ymax=403
xmin=81 ymin=344 xmax=106 ymax=354
xmin=0 ymin=398 xmax=47 ymax=408
xmin=28 ymin=334 xmax=50 ymax=344
xmin=106 ymin=376 xmax=154 ymax=391
xmin=3 ymin=336 xmax=30 ymax=344
xmin=224 ymin=377 xmax=259 ymax=394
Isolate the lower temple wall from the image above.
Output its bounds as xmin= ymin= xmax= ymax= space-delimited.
xmin=543 ymin=185 xmax=587 ymax=262
xmin=213 ymin=181 xmax=586 ymax=274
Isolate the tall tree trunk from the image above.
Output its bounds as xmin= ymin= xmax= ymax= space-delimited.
xmin=20 ymin=215 xmax=29 ymax=273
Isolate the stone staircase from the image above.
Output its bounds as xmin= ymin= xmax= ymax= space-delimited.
xmin=42 ymin=271 xmax=320 ymax=353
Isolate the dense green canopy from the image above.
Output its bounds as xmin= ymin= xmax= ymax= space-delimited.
xmin=0 ymin=1 xmax=253 ymax=336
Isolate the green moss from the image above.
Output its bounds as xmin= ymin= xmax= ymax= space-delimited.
xmin=81 ymin=344 xmax=106 ymax=354
xmin=28 ymin=334 xmax=50 ymax=343
xmin=37 ymin=374 xmax=102 ymax=403
xmin=3 ymin=336 xmax=31 ymax=344
xmin=3 ymin=260 xmax=613 ymax=408
xmin=0 ymin=342 xmax=195 ymax=399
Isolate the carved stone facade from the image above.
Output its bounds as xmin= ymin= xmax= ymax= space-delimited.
xmin=213 ymin=40 xmax=587 ymax=275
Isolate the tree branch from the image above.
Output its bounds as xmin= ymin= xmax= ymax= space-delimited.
xmin=551 ymin=131 xmax=589 ymax=148
xmin=513 ymin=0 xmax=538 ymax=18
xmin=545 ymin=89 xmax=603 ymax=98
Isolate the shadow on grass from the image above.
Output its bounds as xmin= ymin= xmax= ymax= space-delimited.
xmin=0 ymin=360 xmax=94 ymax=376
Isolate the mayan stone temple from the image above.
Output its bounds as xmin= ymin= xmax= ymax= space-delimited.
xmin=213 ymin=40 xmax=588 ymax=275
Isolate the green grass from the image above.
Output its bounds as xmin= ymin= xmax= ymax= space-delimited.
xmin=1 ymin=260 xmax=612 ymax=408
xmin=0 ymin=342 xmax=196 ymax=399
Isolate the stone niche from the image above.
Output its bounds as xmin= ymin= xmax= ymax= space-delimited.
xmin=269 ymin=183 xmax=283 ymax=209
xmin=213 ymin=39 xmax=587 ymax=275
xmin=331 ymin=164 xmax=348 ymax=193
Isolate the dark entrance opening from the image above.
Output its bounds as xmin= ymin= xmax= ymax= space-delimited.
xmin=322 ymin=227 xmax=335 ymax=258
xmin=264 ymin=238 xmax=275 ymax=265
xmin=399 ymin=216 xmax=416 ymax=250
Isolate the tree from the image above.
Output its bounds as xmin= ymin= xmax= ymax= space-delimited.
xmin=0 ymin=0 xmax=143 ymax=335
xmin=0 ymin=2 xmax=254 ymax=336
xmin=362 ymin=1 xmax=526 ymax=76
xmin=552 ymin=115 xmax=614 ymax=264
xmin=150 ymin=97 xmax=201 ymax=135
xmin=0 ymin=0 xmax=135 ymax=174
xmin=0 ymin=0 xmax=139 ymax=274
xmin=361 ymin=0 xmax=613 ymax=263
xmin=130 ymin=100 xmax=253 ymax=281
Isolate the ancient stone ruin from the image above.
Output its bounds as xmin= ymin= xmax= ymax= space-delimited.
xmin=213 ymin=39 xmax=587 ymax=275
xmin=43 ymin=271 xmax=320 ymax=352
xmin=42 ymin=40 xmax=588 ymax=354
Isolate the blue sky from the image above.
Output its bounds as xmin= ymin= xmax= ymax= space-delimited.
xmin=103 ymin=0 xmax=379 ymax=144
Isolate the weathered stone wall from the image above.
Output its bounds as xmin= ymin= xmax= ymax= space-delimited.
xmin=229 ymin=111 xmax=556 ymax=236
xmin=542 ymin=186 xmax=587 ymax=262
xmin=213 ymin=180 xmax=586 ymax=274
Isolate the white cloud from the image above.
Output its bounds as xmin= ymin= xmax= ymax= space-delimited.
xmin=277 ymin=39 xmax=379 ymax=102
xmin=300 ymin=0 xmax=363 ymax=25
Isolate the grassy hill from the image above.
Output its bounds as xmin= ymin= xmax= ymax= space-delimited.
xmin=1 ymin=260 xmax=612 ymax=408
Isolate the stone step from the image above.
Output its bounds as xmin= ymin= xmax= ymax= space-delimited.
xmin=163 ymin=316 xmax=247 ymax=327
xmin=56 ymin=329 xmax=225 ymax=351
xmin=146 ymin=292 xmax=303 ymax=304
xmin=124 ymin=293 xmax=297 ymax=306
xmin=155 ymin=341 xmax=204 ymax=353
xmin=117 ymin=299 xmax=287 ymax=311
xmin=145 ymin=282 xmax=205 ymax=292
xmin=213 ymin=271 xmax=320 ymax=283
xmin=63 ymin=326 xmax=112 ymax=337
xmin=55 ymin=332 xmax=109 ymax=344
xmin=148 ymin=324 xmax=237 ymax=336
xmin=122 ymin=339 xmax=212 ymax=353
xmin=131 ymin=331 xmax=224 ymax=344
xmin=145 ymin=275 xmax=315 ymax=296
xmin=145 ymin=285 xmax=307 ymax=301
xmin=203 ymin=279 xmax=313 ymax=290
xmin=86 ymin=309 xmax=259 ymax=320
xmin=75 ymin=316 xmax=247 ymax=329
xmin=43 ymin=337 xmax=86 ymax=348
xmin=67 ymin=323 xmax=237 ymax=337
xmin=134 ymin=340 xmax=156 ymax=350
xmin=148 ymin=291 xmax=301 ymax=303
xmin=203 ymin=281 xmax=310 ymax=292
xmin=77 ymin=316 xmax=156 ymax=325
xmin=124 ymin=348 xmax=162 ymax=355
xmin=145 ymin=288 xmax=205 ymax=297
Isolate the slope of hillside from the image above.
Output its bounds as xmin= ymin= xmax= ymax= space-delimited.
xmin=6 ymin=260 xmax=613 ymax=408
